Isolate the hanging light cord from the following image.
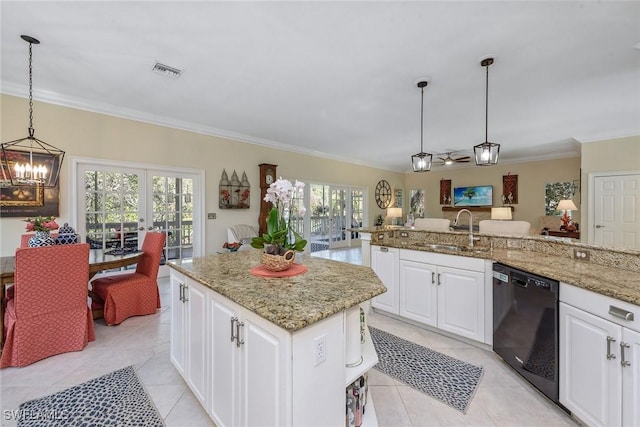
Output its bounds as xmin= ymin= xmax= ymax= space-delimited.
xmin=484 ymin=62 xmax=489 ymax=143
xmin=28 ymin=41 xmax=35 ymax=138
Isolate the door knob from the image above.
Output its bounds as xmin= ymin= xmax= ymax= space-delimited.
xmin=148 ymin=226 xmax=153 ymax=230
xmin=595 ymin=225 xmax=605 ymax=228
xmin=138 ymin=226 xmax=144 ymax=230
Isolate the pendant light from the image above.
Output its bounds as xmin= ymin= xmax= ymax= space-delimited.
xmin=0 ymin=35 xmax=64 ymax=188
xmin=474 ymin=57 xmax=500 ymax=166
xmin=411 ymin=81 xmax=432 ymax=172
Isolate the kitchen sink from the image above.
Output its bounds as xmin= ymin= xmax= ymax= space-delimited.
xmin=459 ymin=246 xmax=490 ymax=253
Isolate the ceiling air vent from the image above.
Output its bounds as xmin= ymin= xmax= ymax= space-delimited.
xmin=152 ymin=62 xmax=182 ymax=78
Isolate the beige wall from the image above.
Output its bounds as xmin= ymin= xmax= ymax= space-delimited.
xmin=0 ymin=94 xmax=404 ymax=256
xmin=580 ymin=135 xmax=640 ymax=242
xmin=403 ymin=157 xmax=582 ymax=230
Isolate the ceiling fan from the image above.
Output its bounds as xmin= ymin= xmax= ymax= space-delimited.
xmin=436 ymin=152 xmax=471 ymax=166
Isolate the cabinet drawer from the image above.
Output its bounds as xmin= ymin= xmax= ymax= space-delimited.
xmin=560 ymin=282 xmax=640 ymax=333
xmin=399 ymin=249 xmax=485 ymax=272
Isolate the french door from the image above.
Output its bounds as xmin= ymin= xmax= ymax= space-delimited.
xmin=74 ymin=159 xmax=203 ymax=276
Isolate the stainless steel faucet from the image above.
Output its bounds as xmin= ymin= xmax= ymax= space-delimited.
xmin=454 ymin=209 xmax=478 ymax=247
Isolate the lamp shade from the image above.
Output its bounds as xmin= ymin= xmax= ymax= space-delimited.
xmin=557 ymin=199 xmax=578 ymax=211
xmin=386 ymin=207 xmax=403 ymax=218
xmin=491 ymin=207 xmax=512 ymax=220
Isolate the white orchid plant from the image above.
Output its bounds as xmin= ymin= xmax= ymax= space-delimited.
xmin=251 ymin=177 xmax=308 ymax=253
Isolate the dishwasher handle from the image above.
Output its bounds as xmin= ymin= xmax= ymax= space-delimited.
xmin=511 ymin=278 xmax=528 ymax=288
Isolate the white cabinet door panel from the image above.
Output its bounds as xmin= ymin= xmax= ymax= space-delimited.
xmin=437 ymin=266 xmax=484 ymax=342
xmin=399 ymin=259 xmax=437 ymax=326
xmin=560 ymin=303 xmax=622 ymax=427
xmin=622 ymin=327 xmax=640 ymax=427
xmin=371 ymin=246 xmax=399 ymax=314
xmin=186 ymin=281 xmax=208 ymax=406
xmin=169 ymin=272 xmax=186 ymax=376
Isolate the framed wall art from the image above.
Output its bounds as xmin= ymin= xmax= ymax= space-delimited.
xmin=439 ymin=179 xmax=452 ymax=205
xmin=394 ymin=188 xmax=403 ymax=208
xmin=502 ymin=173 xmax=518 ymax=204
xmin=219 ymin=169 xmax=250 ymax=209
xmin=409 ymin=189 xmax=425 ymax=218
xmin=0 ymin=185 xmax=59 ymax=217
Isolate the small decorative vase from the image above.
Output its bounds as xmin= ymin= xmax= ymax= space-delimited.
xmin=28 ymin=230 xmax=56 ymax=247
xmin=261 ymin=246 xmax=296 ymax=272
xmin=56 ymin=222 xmax=79 ymax=245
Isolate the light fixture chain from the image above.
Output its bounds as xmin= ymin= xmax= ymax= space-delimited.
xmin=28 ymin=41 xmax=34 ymax=137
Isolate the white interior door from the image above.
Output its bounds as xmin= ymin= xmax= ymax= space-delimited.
xmin=592 ymin=173 xmax=640 ymax=249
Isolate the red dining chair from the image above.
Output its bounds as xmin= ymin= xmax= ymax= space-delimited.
xmin=1 ymin=244 xmax=95 ymax=368
xmin=90 ymin=232 xmax=166 ymax=325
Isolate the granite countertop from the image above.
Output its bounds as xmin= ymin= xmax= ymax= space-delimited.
xmin=372 ymin=240 xmax=640 ymax=306
xmin=168 ymin=251 xmax=386 ymax=332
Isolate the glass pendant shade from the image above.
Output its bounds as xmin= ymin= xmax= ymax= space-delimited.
xmin=411 ymin=152 xmax=432 ymax=172
xmin=0 ymin=35 xmax=64 ymax=188
xmin=474 ymin=141 xmax=500 ymax=166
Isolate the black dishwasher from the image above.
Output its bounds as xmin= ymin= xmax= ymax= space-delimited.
xmin=493 ymin=263 xmax=559 ymax=403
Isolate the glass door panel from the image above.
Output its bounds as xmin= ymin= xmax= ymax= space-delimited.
xmin=81 ymin=166 xmax=145 ymax=255
xmin=329 ymin=186 xmax=348 ymax=249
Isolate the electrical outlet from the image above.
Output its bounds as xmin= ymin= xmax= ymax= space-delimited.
xmin=400 ymin=231 xmax=409 ymax=238
xmin=207 ymin=213 xmax=216 ymax=219
xmin=507 ymin=239 xmax=522 ymax=249
xmin=314 ymin=334 xmax=327 ymax=366
xmin=573 ymin=248 xmax=590 ymax=261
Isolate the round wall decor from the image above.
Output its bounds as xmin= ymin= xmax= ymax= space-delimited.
xmin=375 ymin=179 xmax=392 ymax=209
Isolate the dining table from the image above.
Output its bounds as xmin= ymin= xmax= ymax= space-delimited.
xmin=0 ymin=248 xmax=143 ymax=348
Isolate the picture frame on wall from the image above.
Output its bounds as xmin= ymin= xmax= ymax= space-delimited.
xmin=502 ymin=173 xmax=518 ymax=204
xmin=0 ymin=185 xmax=60 ymax=217
xmin=394 ymin=188 xmax=403 ymax=208
xmin=410 ymin=189 xmax=425 ymax=218
xmin=439 ymin=179 xmax=452 ymax=205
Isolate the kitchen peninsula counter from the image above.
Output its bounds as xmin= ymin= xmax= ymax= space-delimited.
xmin=168 ymin=250 xmax=386 ymax=331
xmin=361 ymin=227 xmax=640 ymax=306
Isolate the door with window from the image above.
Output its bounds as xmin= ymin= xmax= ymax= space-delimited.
xmin=76 ymin=161 xmax=201 ymax=276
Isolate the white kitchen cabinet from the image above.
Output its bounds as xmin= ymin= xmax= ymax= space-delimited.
xmin=559 ymin=283 xmax=640 ymax=427
xmin=395 ymin=249 xmax=486 ymax=343
xmin=437 ymin=265 xmax=485 ymax=342
xmin=169 ymin=270 xmax=208 ymax=406
xmin=371 ymin=246 xmax=399 ymax=314
xmin=399 ymin=259 xmax=437 ymax=326
xmin=209 ymin=291 xmax=291 ymax=427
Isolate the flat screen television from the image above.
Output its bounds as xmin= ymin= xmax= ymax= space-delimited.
xmin=453 ymin=185 xmax=493 ymax=207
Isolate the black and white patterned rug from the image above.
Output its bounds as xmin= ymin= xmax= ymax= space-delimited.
xmin=17 ymin=366 xmax=164 ymax=427
xmin=369 ymin=326 xmax=483 ymax=413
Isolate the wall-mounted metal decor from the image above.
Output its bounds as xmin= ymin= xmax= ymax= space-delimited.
xmin=440 ymin=179 xmax=452 ymax=205
xmin=219 ymin=169 xmax=250 ymax=209
xmin=502 ymin=173 xmax=518 ymax=204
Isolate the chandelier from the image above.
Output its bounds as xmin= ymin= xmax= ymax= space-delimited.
xmin=0 ymin=35 xmax=64 ymax=188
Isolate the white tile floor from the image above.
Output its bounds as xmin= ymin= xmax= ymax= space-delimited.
xmin=0 ymin=249 xmax=579 ymax=427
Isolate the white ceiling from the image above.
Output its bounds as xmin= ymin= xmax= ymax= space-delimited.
xmin=1 ymin=1 xmax=639 ymax=172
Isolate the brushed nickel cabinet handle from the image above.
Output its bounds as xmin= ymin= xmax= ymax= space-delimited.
xmin=607 ymin=336 xmax=616 ymax=360
xmin=380 ymin=247 xmax=389 ymax=252
xmin=609 ymin=305 xmax=635 ymax=321
xmin=431 ymin=272 xmax=435 ymax=284
xmin=236 ymin=321 xmax=245 ymax=348
xmin=230 ymin=316 xmax=238 ymax=342
xmin=620 ymin=342 xmax=631 ymax=367
xmin=437 ymin=273 xmax=442 ymax=286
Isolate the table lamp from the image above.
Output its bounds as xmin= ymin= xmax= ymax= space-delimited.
xmin=557 ymin=199 xmax=578 ymax=229
xmin=386 ymin=207 xmax=403 ymax=226
xmin=491 ymin=207 xmax=512 ymax=220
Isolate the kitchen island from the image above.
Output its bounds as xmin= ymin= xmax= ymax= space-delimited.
xmin=168 ymin=251 xmax=386 ymax=427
